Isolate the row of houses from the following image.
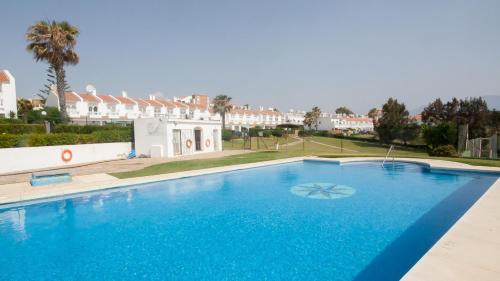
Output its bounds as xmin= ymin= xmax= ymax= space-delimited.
xmin=317 ymin=113 xmax=375 ymax=133
xmin=2 ymin=69 xmax=378 ymax=133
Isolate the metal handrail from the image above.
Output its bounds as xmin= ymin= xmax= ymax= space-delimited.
xmin=382 ymin=145 xmax=395 ymax=166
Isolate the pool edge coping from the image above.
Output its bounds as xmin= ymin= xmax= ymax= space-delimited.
xmin=1 ymin=156 xmax=499 ymax=280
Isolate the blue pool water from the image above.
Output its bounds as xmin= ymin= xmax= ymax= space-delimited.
xmin=0 ymin=160 xmax=497 ymax=281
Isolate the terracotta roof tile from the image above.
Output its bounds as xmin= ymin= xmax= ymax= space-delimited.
xmin=148 ymin=99 xmax=164 ymax=107
xmin=114 ymin=96 xmax=137 ymax=105
xmin=78 ymin=93 xmax=102 ymax=103
xmin=0 ymin=71 xmax=9 ymax=84
xmin=134 ymin=98 xmax=151 ymax=107
xmin=98 ymin=95 xmax=119 ymax=104
xmin=64 ymin=92 xmax=81 ymax=103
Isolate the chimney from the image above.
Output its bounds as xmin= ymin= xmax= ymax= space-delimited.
xmin=122 ymin=91 xmax=128 ymax=98
xmin=149 ymin=94 xmax=156 ymax=101
xmin=259 ymin=106 xmax=264 ymax=111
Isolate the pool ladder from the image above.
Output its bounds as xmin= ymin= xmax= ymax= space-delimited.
xmin=382 ymin=145 xmax=395 ymax=166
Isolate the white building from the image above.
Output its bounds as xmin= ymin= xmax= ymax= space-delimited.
xmin=134 ymin=118 xmax=222 ymax=158
xmin=317 ymin=113 xmax=374 ymax=132
xmin=46 ymin=86 xmax=217 ymax=124
xmin=224 ymin=106 xmax=283 ymax=131
xmin=284 ymin=109 xmax=305 ymax=125
xmin=0 ymin=70 xmax=17 ymax=118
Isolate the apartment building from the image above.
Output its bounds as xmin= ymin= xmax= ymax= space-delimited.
xmin=317 ymin=113 xmax=374 ymax=132
xmin=0 ymin=70 xmax=17 ymax=118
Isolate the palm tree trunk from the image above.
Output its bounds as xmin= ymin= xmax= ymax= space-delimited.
xmin=54 ymin=65 xmax=69 ymax=123
xmin=222 ymin=112 xmax=226 ymax=129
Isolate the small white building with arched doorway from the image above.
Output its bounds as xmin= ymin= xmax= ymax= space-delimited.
xmin=134 ymin=117 xmax=222 ymax=158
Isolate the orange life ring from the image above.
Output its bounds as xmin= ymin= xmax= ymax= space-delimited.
xmin=61 ymin=149 xmax=73 ymax=162
xmin=205 ymin=139 xmax=211 ymax=147
xmin=186 ymin=139 xmax=193 ymax=148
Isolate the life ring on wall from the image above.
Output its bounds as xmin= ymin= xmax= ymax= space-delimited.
xmin=205 ymin=139 xmax=211 ymax=147
xmin=61 ymin=149 xmax=73 ymax=162
xmin=186 ymin=139 xmax=193 ymax=148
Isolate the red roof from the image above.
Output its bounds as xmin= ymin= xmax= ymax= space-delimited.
xmin=98 ymin=95 xmax=119 ymax=104
xmin=0 ymin=71 xmax=9 ymax=84
xmin=78 ymin=93 xmax=102 ymax=103
xmin=148 ymin=99 xmax=164 ymax=108
xmin=64 ymin=92 xmax=81 ymax=103
xmin=134 ymin=98 xmax=151 ymax=107
xmin=114 ymin=96 xmax=137 ymax=105
xmin=156 ymin=99 xmax=178 ymax=108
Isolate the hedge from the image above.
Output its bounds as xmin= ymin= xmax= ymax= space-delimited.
xmin=0 ymin=130 xmax=132 ymax=148
xmin=53 ymin=124 xmax=130 ymax=134
xmin=0 ymin=124 xmax=45 ymax=134
xmin=0 ymin=134 xmax=22 ymax=148
xmin=0 ymin=123 xmax=131 ymax=135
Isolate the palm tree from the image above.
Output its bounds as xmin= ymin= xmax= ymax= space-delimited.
xmin=26 ymin=20 xmax=79 ymax=122
xmin=17 ymin=98 xmax=33 ymax=123
xmin=311 ymin=106 xmax=321 ymax=130
xmin=213 ymin=95 xmax=232 ymax=129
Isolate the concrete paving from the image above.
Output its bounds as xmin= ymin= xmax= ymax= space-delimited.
xmin=0 ymin=149 xmax=250 ymax=185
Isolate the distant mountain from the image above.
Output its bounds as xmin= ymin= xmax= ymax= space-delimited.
xmin=409 ymin=105 xmax=426 ymax=115
xmin=484 ymin=95 xmax=500 ymax=110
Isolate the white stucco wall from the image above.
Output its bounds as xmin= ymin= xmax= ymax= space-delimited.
xmin=134 ymin=118 xmax=222 ymax=158
xmin=0 ymin=70 xmax=17 ymax=118
xmin=0 ymin=142 xmax=131 ymax=174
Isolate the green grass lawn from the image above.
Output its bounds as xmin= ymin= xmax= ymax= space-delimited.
xmin=112 ymin=136 xmax=499 ymax=178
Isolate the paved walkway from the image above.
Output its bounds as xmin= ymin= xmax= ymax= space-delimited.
xmin=0 ymin=150 xmax=249 ymax=185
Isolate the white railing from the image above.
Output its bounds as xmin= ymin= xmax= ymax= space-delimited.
xmin=382 ymin=145 xmax=395 ymax=166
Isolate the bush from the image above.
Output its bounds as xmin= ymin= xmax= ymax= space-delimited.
xmin=0 ymin=124 xmax=45 ymax=134
xmin=0 ymin=134 xmax=22 ymax=148
xmin=429 ymin=145 xmax=457 ymax=157
xmin=423 ymin=122 xmax=457 ymax=148
xmin=0 ymin=118 xmax=23 ymax=124
xmin=52 ymin=124 xmax=130 ymax=134
xmin=92 ymin=130 xmax=132 ymax=143
xmin=26 ymin=133 xmax=95 ymax=147
xmin=271 ymin=128 xmax=284 ymax=137
xmin=222 ymin=129 xmax=233 ymax=141
xmin=27 ymin=107 xmax=61 ymax=124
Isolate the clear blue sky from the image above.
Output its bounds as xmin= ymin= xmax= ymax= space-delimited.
xmin=2 ymin=0 xmax=500 ymax=113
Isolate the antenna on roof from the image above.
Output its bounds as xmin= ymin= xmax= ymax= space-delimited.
xmin=86 ymin=84 xmax=97 ymax=95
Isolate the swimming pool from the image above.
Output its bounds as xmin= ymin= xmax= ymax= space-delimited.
xmin=0 ymin=160 xmax=498 ymax=280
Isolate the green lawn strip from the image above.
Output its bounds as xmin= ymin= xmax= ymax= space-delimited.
xmin=111 ymin=151 xmax=300 ymax=179
xmin=113 ymin=137 xmax=499 ymax=179
xmin=318 ymin=154 xmax=500 ymax=168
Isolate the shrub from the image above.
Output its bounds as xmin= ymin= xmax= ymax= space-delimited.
xmin=429 ymin=145 xmax=457 ymax=157
xmin=52 ymin=124 xmax=130 ymax=134
xmin=0 ymin=124 xmax=45 ymax=134
xmin=0 ymin=134 xmax=22 ymax=148
xmin=26 ymin=133 xmax=93 ymax=147
xmin=423 ymin=122 xmax=457 ymax=148
xmin=91 ymin=130 xmax=132 ymax=143
xmin=0 ymin=118 xmax=23 ymax=124
xmin=271 ymin=128 xmax=284 ymax=137
xmin=27 ymin=107 xmax=61 ymax=124
xmin=222 ymin=129 xmax=233 ymax=141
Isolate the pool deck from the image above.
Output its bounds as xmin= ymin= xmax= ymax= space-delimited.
xmin=0 ymin=156 xmax=499 ymax=280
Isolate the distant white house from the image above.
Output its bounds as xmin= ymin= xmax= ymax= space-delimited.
xmin=284 ymin=109 xmax=305 ymax=125
xmin=0 ymin=70 xmax=17 ymax=118
xmin=317 ymin=113 xmax=374 ymax=132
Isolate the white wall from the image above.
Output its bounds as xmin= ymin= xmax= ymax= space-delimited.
xmin=0 ymin=142 xmax=131 ymax=174
xmin=134 ymin=118 xmax=222 ymax=158
xmin=0 ymin=70 xmax=17 ymax=118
